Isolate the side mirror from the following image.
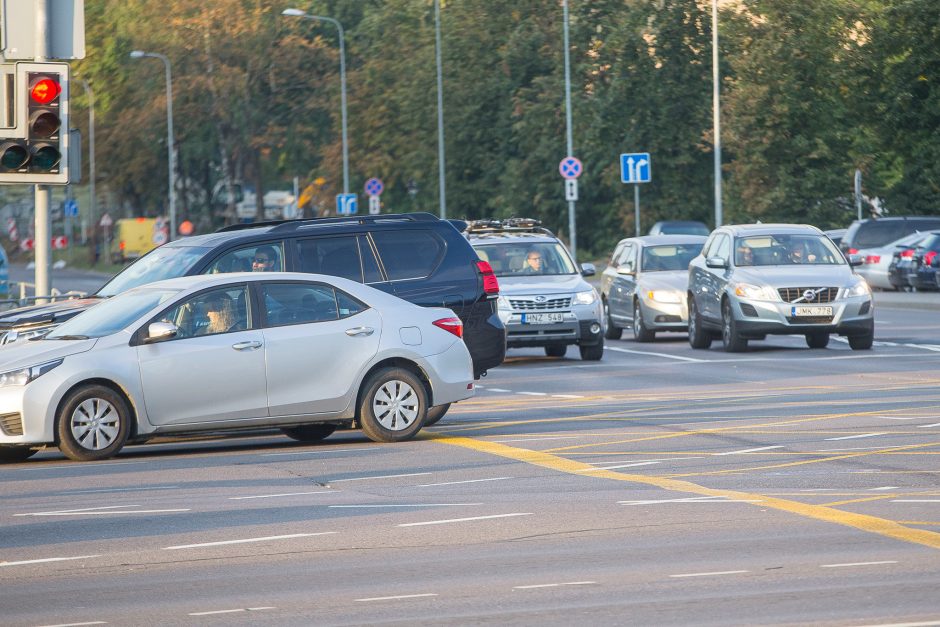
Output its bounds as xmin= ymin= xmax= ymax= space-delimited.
xmin=580 ymin=262 xmax=596 ymax=277
xmin=705 ymin=256 xmax=728 ymax=269
xmin=145 ymin=321 xmax=178 ymax=343
xmin=847 ymin=254 xmax=863 ymax=267
xmin=616 ymin=265 xmax=635 ymax=276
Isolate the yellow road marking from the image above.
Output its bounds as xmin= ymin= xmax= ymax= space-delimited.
xmin=428 ymin=434 xmax=940 ymax=551
xmin=821 ymin=495 xmax=898 ymax=507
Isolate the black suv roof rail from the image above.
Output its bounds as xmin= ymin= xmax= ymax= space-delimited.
xmin=465 ymin=217 xmax=554 ymax=236
xmin=215 ymin=212 xmax=440 ymax=234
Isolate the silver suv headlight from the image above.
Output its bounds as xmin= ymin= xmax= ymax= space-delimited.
xmin=844 ymin=280 xmax=871 ymax=298
xmin=647 ymin=289 xmax=682 ymax=304
xmin=732 ymin=282 xmax=778 ymax=301
xmin=573 ymin=289 xmax=598 ymax=306
xmin=0 ymin=359 xmax=63 ymax=388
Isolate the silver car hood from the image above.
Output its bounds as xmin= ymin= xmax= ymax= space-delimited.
xmin=497 ymin=274 xmax=591 ymax=296
xmin=637 ymin=270 xmax=688 ymax=291
xmin=0 ymin=338 xmax=98 ymax=371
xmin=734 ymin=265 xmax=855 ymax=286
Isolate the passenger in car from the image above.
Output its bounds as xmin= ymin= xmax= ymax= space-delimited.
xmin=252 ymin=246 xmax=278 ymax=272
xmin=203 ymin=294 xmax=239 ymax=334
xmin=522 ymin=249 xmax=543 ymax=274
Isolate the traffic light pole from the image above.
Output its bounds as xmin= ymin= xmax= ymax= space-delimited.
xmin=34 ymin=0 xmax=51 ymax=303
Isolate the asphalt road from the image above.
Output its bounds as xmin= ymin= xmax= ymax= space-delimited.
xmin=1 ymin=277 xmax=939 ymax=625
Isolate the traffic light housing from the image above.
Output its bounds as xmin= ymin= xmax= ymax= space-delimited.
xmin=0 ymin=62 xmax=70 ymax=184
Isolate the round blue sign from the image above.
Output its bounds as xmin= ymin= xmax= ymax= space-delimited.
xmin=559 ymin=157 xmax=583 ymax=180
xmin=365 ymin=178 xmax=384 ymax=197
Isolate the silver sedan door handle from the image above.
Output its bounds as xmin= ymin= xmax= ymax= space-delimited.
xmin=345 ymin=326 xmax=375 ymax=337
xmin=232 ymin=340 xmax=263 ymax=351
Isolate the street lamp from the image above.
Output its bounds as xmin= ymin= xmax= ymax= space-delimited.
xmin=711 ymin=0 xmax=723 ymax=227
xmin=282 ymin=8 xmax=349 ymax=196
xmin=562 ymin=0 xmax=577 ymax=262
xmin=129 ymin=50 xmax=177 ymax=241
xmin=434 ymin=0 xmax=446 ymax=219
xmin=78 ymin=79 xmax=95 ymax=245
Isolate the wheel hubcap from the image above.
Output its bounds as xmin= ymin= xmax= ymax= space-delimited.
xmin=722 ymin=306 xmax=731 ymax=344
xmin=373 ymin=380 xmax=419 ymax=431
xmin=634 ymin=306 xmax=641 ymax=336
xmin=70 ymin=398 xmax=120 ymax=451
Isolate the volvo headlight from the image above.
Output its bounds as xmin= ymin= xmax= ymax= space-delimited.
xmin=732 ymin=283 xmax=778 ymax=301
xmin=573 ymin=289 xmax=598 ymax=306
xmin=647 ymin=289 xmax=682 ymax=304
xmin=844 ymin=280 xmax=871 ymax=298
xmin=0 ymin=359 xmax=63 ymax=388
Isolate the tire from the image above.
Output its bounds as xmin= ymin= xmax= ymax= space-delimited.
xmin=424 ymin=403 xmax=451 ymax=426
xmin=545 ymin=344 xmax=567 ymax=357
xmin=579 ymin=337 xmax=604 ymax=361
xmin=849 ymin=333 xmax=874 ymax=350
xmin=0 ymin=447 xmax=37 ymax=463
xmin=721 ymin=300 xmax=748 ymax=353
xmin=281 ymin=423 xmax=337 ymax=443
xmin=632 ymin=301 xmax=655 ymax=343
xmin=805 ymin=332 xmax=830 ymax=349
xmin=56 ymin=385 xmax=131 ymax=461
xmin=358 ymin=367 xmax=427 ymax=443
xmin=688 ymin=298 xmax=712 ymax=349
xmin=603 ymin=299 xmax=622 ymax=340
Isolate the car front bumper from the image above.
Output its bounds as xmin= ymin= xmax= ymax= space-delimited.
xmin=728 ymin=295 xmax=874 ymax=337
xmin=639 ymin=293 xmax=688 ymax=331
xmin=498 ymin=306 xmax=604 ymax=348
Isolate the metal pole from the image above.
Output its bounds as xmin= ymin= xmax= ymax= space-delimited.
xmin=854 ymin=168 xmax=862 ymax=220
xmin=162 ymin=55 xmax=177 ymax=241
xmin=711 ymin=0 xmax=723 ymax=228
xmin=434 ymin=0 xmax=447 ymax=219
xmin=34 ymin=0 xmax=51 ymax=303
xmin=562 ymin=0 xmax=576 ymax=261
xmin=634 ymin=184 xmax=640 ymax=237
xmin=81 ymin=80 xmax=95 ymax=247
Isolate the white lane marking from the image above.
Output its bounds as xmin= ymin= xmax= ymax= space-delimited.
xmin=356 ymin=594 xmax=438 ymax=602
xmin=800 ymin=489 xmax=838 ymax=492
xmin=579 ymin=461 xmax=661 ymax=472
xmin=36 ymin=622 xmax=107 ymax=627
xmin=68 ymin=486 xmax=179 ymax=495
xmin=329 ymin=472 xmax=432 ymax=483
xmin=669 ymin=570 xmax=749 ymax=578
xmin=906 ymin=343 xmax=940 ymax=352
xmin=713 ymin=445 xmax=784 ymax=456
xmin=229 ymin=490 xmax=335 ymax=500
xmin=398 ymin=513 xmax=533 ymax=527
xmin=1 ymin=555 xmax=101 ymax=567
xmin=606 ymin=346 xmax=706 ymax=362
xmin=261 ymin=448 xmax=371 ymax=457
xmin=10 ymin=461 xmax=149 ymax=472
xmin=817 ymin=446 xmax=887 ymax=452
xmin=891 ymin=499 xmax=940 ymax=503
xmin=620 ymin=496 xmax=761 ymax=505
xmin=417 ymin=477 xmax=513 ymax=487
xmin=587 ymin=456 xmax=704 ymax=465
xmin=15 ymin=505 xmax=190 ymax=517
xmin=552 ymin=394 xmax=584 ymax=399
xmin=189 ymin=607 xmax=276 ymax=616
xmin=329 ymin=503 xmax=483 ymax=508
xmin=918 ymin=423 xmax=940 ymax=428
xmin=849 ymin=622 xmax=940 ymax=627
xmin=485 ymin=388 xmax=512 ymax=393
xmin=880 ymin=416 xmax=919 ymax=421
xmin=870 ymin=486 xmax=899 ymax=491
xmin=164 ymin=532 xmax=336 ymax=550
xmin=491 ymin=436 xmax=582 ymax=443
xmin=513 ymin=581 xmax=596 ymax=589
xmin=824 ymin=433 xmax=887 ymax=441
xmin=518 ymin=392 xmax=547 ymax=396
xmin=820 ymin=561 xmax=898 ymax=568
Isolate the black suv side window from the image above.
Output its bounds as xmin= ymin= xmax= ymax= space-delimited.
xmin=296 ymin=235 xmax=364 ymax=282
xmin=208 ymin=242 xmax=285 ymax=274
xmin=371 ymin=230 xmax=444 ymax=281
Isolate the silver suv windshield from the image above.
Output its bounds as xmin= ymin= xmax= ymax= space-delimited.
xmin=97 ymin=246 xmax=210 ymax=297
xmin=473 ymin=242 xmax=577 ymax=277
xmin=46 ymin=288 xmax=180 ymax=339
xmin=733 ymin=234 xmax=844 ymax=267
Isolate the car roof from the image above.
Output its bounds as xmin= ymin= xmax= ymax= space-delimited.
xmin=616 ymin=235 xmax=707 ymax=247
xmin=719 ymin=224 xmax=824 ymax=237
xmin=468 ymin=232 xmax=560 ymax=244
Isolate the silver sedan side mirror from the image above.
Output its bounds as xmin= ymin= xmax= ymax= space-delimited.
xmin=145 ymin=321 xmax=178 ymax=343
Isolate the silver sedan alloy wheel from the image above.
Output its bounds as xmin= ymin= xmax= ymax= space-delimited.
xmin=70 ymin=397 xmax=122 ymax=451
xmin=372 ymin=379 xmax=420 ymax=431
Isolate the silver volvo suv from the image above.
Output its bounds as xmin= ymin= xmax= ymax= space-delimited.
xmin=687 ymin=224 xmax=874 ymax=352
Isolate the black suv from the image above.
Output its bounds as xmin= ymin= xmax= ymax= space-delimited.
xmin=0 ymin=213 xmax=506 ymax=382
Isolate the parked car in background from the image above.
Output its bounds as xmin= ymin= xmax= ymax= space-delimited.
xmin=904 ymin=231 xmax=940 ymax=291
xmin=841 ymin=216 xmax=940 ymax=254
xmin=648 ymin=221 xmax=710 ymax=236
xmin=0 ymin=272 xmax=474 ymax=463
xmin=854 ymin=231 xmax=929 ymax=290
xmin=600 ymin=235 xmax=706 ymax=342
xmin=110 ymin=217 xmax=167 ymax=264
xmin=465 ymin=218 xmax=604 ymax=360
xmin=688 ymin=224 xmax=874 ymax=352
xmin=888 ymin=243 xmax=920 ymax=291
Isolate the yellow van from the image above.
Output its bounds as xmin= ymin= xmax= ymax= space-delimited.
xmin=111 ymin=218 xmax=167 ymax=263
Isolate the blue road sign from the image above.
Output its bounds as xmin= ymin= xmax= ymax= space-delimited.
xmin=620 ymin=153 xmax=651 ymax=184
xmin=559 ymin=156 xmax=583 ymax=180
xmin=336 ymin=193 xmax=358 ymax=216
xmin=365 ymin=178 xmax=384 ymax=197
xmin=64 ymin=199 xmax=79 ymax=217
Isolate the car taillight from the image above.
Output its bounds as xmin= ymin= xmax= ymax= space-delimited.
xmin=901 ymin=248 xmax=915 ymax=258
xmin=433 ymin=317 xmax=463 ymax=338
xmin=847 ymin=248 xmax=858 ymax=255
xmin=925 ymin=251 xmax=938 ymax=267
xmin=864 ymin=255 xmax=880 ymax=264
xmin=476 ymin=260 xmax=499 ymax=295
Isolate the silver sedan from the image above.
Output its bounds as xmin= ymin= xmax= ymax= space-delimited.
xmin=0 ymin=272 xmax=473 ymax=462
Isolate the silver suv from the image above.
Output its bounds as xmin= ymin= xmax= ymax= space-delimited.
xmin=466 ymin=219 xmax=604 ymax=360
xmin=687 ymin=224 xmax=874 ymax=352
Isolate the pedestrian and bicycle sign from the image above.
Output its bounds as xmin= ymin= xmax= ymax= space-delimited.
xmin=558 ymin=157 xmax=583 ymax=180
xmin=336 ymin=193 xmax=358 ymax=216
xmin=620 ymin=153 xmax=651 ymax=184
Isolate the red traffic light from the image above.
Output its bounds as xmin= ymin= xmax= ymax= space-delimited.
xmin=29 ymin=77 xmax=61 ymax=105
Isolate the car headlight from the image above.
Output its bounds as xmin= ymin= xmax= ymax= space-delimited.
xmin=732 ymin=283 xmax=778 ymax=301
xmin=646 ymin=289 xmax=682 ymax=304
xmin=0 ymin=359 xmax=63 ymax=388
xmin=573 ymin=289 xmax=598 ymax=306
xmin=844 ymin=280 xmax=871 ymax=298
xmin=496 ymin=295 xmax=512 ymax=310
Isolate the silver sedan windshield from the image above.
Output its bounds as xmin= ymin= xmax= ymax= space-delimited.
xmin=46 ymin=288 xmax=180 ymax=339
xmin=734 ymin=235 xmax=844 ymax=267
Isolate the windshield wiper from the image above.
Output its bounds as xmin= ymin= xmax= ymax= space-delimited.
xmin=47 ymin=334 xmax=90 ymax=340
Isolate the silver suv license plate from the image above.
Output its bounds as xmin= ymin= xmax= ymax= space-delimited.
xmin=522 ymin=312 xmax=564 ymax=324
xmin=791 ymin=306 xmax=833 ymax=316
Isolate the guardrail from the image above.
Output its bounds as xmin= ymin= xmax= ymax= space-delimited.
xmin=0 ymin=282 xmax=88 ymax=311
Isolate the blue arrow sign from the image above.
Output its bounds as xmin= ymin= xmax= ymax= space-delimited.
xmin=64 ymin=199 xmax=79 ymax=217
xmin=620 ymin=152 xmax=651 ymax=184
xmin=336 ymin=193 xmax=358 ymax=216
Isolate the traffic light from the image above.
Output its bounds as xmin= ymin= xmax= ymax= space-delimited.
xmin=0 ymin=62 xmax=70 ymax=184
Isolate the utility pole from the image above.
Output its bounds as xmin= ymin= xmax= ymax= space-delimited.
xmin=34 ymin=0 xmax=52 ymax=303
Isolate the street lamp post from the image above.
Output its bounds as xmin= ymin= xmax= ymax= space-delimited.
xmin=711 ymin=0 xmax=723 ymax=228
xmin=129 ymin=50 xmax=177 ymax=240
xmin=434 ymin=0 xmax=447 ymax=219
xmin=282 ymin=8 xmax=349 ymax=195
xmin=562 ymin=0 xmax=577 ymax=262
xmin=79 ymin=79 xmax=95 ymax=244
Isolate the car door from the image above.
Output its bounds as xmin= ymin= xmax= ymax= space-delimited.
xmin=137 ymin=284 xmax=269 ymax=426
xmin=259 ymin=281 xmax=382 ymax=416
xmin=699 ymin=233 xmax=731 ymax=321
xmin=600 ymin=243 xmax=624 ymax=303
xmin=609 ymin=243 xmax=636 ymax=324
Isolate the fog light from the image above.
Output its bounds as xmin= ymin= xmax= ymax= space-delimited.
xmin=590 ymin=323 xmax=601 ymax=334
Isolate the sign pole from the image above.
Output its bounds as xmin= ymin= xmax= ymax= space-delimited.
xmin=562 ymin=0 xmax=576 ymax=263
xmin=34 ymin=0 xmax=52 ymax=304
xmin=634 ymin=184 xmax=641 ymax=237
